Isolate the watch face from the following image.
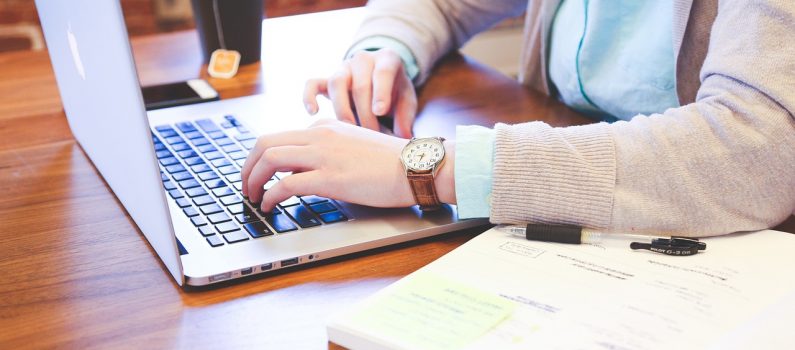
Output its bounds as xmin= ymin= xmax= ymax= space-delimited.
xmin=401 ymin=138 xmax=445 ymax=171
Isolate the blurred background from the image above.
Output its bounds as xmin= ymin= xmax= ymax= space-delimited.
xmin=0 ymin=0 xmax=365 ymax=52
xmin=1 ymin=0 xmax=524 ymax=77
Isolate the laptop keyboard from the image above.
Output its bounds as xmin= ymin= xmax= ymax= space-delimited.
xmin=153 ymin=115 xmax=349 ymax=248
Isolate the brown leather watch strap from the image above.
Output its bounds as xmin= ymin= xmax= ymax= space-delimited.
xmin=407 ymin=171 xmax=442 ymax=211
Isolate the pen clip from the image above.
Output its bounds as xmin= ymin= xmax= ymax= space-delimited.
xmin=630 ymin=237 xmax=706 ymax=256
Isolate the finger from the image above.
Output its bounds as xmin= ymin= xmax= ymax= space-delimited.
xmin=303 ymin=79 xmax=328 ymax=115
xmin=246 ymin=145 xmax=317 ymax=203
xmin=349 ymin=57 xmax=380 ymax=132
xmin=327 ymin=65 xmax=357 ymax=125
xmin=371 ymin=52 xmax=402 ymax=116
xmin=393 ymin=75 xmax=418 ymax=138
xmin=241 ymin=131 xmax=315 ymax=197
xmin=260 ymin=171 xmax=322 ymax=211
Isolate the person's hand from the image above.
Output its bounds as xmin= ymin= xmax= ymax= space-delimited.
xmin=241 ymin=119 xmax=456 ymax=212
xmin=303 ymin=48 xmax=417 ymax=138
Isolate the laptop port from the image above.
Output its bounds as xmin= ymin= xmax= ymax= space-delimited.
xmin=209 ymin=272 xmax=231 ymax=282
xmin=240 ymin=267 xmax=253 ymax=276
xmin=281 ymin=257 xmax=299 ymax=267
xmin=261 ymin=263 xmax=273 ymax=271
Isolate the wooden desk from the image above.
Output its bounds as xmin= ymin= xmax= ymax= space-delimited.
xmin=0 ymin=8 xmax=792 ymax=349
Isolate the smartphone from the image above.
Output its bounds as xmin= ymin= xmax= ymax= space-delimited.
xmin=141 ymin=79 xmax=219 ymax=110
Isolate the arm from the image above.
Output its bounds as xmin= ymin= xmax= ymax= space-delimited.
xmin=353 ymin=0 xmax=527 ymax=85
xmin=489 ymin=0 xmax=795 ymax=236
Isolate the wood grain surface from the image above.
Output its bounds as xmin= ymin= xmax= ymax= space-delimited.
xmin=0 ymin=7 xmax=792 ymax=350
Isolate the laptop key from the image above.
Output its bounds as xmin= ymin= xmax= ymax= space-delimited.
xmin=177 ymin=150 xmax=197 ymax=159
xmin=279 ymin=196 xmax=301 ymax=207
xmin=185 ymin=187 xmax=208 ymax=198
xmin=176 ymin=121 xmax=197 ymax=133
xmin=301 ymin=195 xmax=328 ymax=205
xmin=159 ymin=157 xmax=179 ymax=166
xmin=183 ymin=207 xmax=199 ymax=217
xmin=235 ymin=132 xmax=256 ymax=141
xmin=191 ymin=164 xmax=212 ymax=173
xmin=212 ymin=187 xmax=235 ymax=198
xmin=191 ymin=137 xmax=210 ymax=146
xmin=204 ymin=151 xmax=224 ymax=160
xmin=168 ymin=189 xmax=184 ymax=199
xmin=234 ymin=211 xmax=259 ymax=224
xmin=221 ymin=195 xmax=243 ymax=206
xmin=235 ymin=159 xmax=246 ymax=167
xmin=283 ymin=205 xmax=321 ymax=228
xmin=199 ymin=226 xmax=216 ymax=237
xmin=198 ymin=171 xmax=219 ymax=181
xmin=197 ymin=144 xmax=217 ymax=153
xmin=196 ymin=119 xmax=220 ymax=132
xmin=184 ymin=130 xmax=203 ymax=139
xmin=154 ymin=125 xmax=173 ymax=132
xmin=309 ymin=202 xmax=336 ymax=214
xmin=193 ymin=195 xmax=215 ymax=206
xmin=225 ymin=173 xmax=242 ymax=183
xmin=199 ymin=203 xmax=223 ymax=215
xmin=178 ymin=179 xmax=201 ymax=189
xmin=319 ymin=210 xmax=347 ymax=223
xmin=184 ymin=156 xmax=204 ymax=166
xmin=165 ymin=164 xmax=186 ymax=174
xmin=228 ymin=151 xmax=247 ymax=160
xmin=172 ymin=142 xmax=191 ymax=152
xmin=227 ymin=203 xmax=245 ymax=214
xmin=215 ymin=221 xmax=239 ymax=233
xmin=221 ymin=121 xmax=234 ymax=129
xmin=233 ymin=182 xmax=243 ymax=191
xmin=207 ymin=130 xmax=225 ymax=139
xmin=215 ymin=137 xmax=234 ymax=146
xmin=191 ymin=216 xmax=207 ymax=227
xmin=221 ymin=145 xmax=241 ymax=153
xmin=172 ymin=171 xmax=193 ymax=182
xmin=206 ymin=235 xmax=224 ymax=247
xmin=218 ymin=165 xmax=238 ymax=175
xmin=165 ymin=136 xmax=184 ymax=145
xmin=264 ymin=213 xmax=297 ymax=233
xmin=208 ymin=212 xmax=232 ymax=224
xmin=158 ymin=129 xmax=177 ymax=138
xmin=205 ymin=179 xmax=226 ymax=189
xmin=154 ymin=142 xmax=166 ymax=151
xmin=163 ymin=180 xmax=177 ymax=190
xmin=211 ymin=158 xmax=231 ymax=168
xmin=175 ymin=198 xmax=191 ymax=208
xmin=155 ymin=150 xmax=172 ymax=159
xmin=243 ymin=222 xmax=272 ymax=238
xmin=223 ymin=230 xmax=249 ymax=244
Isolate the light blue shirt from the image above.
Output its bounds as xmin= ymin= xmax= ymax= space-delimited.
xmin=353 ymin=0 xmax=679 ymax=218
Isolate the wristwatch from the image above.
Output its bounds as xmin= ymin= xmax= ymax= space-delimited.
xmin=400 ymin=137 xmax=446 ymax=211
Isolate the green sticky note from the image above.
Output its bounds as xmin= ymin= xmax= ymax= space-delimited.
xmin=346 ymin=271 xmax=516 ymax=350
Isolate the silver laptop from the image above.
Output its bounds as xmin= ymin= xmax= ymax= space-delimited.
xmin=35 ymin=0 xmax=486 ymax=287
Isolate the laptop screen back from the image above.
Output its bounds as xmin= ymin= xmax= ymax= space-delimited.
xmin=35 ymin=0 xmax=184 ymax=285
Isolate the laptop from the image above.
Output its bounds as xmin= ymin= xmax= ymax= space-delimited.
xmin=35 ymin=0 xmax=487 ymax=287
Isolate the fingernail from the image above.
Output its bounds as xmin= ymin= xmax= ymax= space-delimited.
xmin=305 ymin=103 xmax=316 ymax=115
xmin=373 ymin=101 xmax=386 ymax=116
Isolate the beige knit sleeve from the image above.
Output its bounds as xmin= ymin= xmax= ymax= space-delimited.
xmin=490 ymin=0 xmax=795 ymax=236
xmin=351 ymin=0 xmax=527 ymax=84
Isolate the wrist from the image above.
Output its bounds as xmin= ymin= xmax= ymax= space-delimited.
xmin=435 ymin=140 xmax=456 ymax=204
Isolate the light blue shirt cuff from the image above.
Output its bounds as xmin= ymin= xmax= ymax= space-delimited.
xmin=346 ymin=36 xmax=420 ymax=82
xmin=454 ymin=125 xmax=496 ymax=219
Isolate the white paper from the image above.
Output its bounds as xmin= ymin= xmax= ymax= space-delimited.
xmin=406 ymin=229 xmax=795 ymax=349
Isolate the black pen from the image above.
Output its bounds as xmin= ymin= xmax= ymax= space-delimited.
xmin=498 ymin=224 xmax=706 ymax=256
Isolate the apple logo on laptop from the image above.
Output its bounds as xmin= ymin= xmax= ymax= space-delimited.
xmin=66 ymin=22 xmax=86 ymax=80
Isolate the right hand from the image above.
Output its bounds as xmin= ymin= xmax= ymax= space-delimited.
xmin=303 ymin=48 xmax=418 ymax=138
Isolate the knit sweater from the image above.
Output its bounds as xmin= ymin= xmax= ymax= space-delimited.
xmin=352 ymin=0 xmax=795 ymax=236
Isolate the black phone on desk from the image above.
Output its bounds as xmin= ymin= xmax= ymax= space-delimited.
xmin=141 ymin=79 xmax=219 ymax=110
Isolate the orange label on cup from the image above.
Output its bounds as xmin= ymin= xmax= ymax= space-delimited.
xmin=208 ymin=49 xmax=241 ymax=79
